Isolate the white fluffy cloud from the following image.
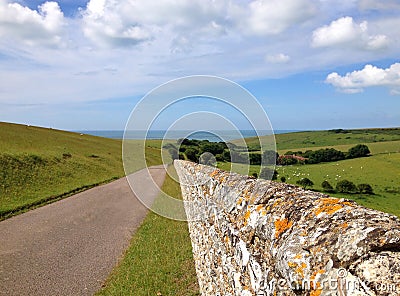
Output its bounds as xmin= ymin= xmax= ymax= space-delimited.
xmin=244 ymin=0 xmax=316 ymax=35
xmin=81 ymin=0 xmax=151 ymax=47
xmin=325 ymin=63 xmax=400 ymax=93
xmin=312 ymin=16 xmax=389 ymax=50
xmin=81 ymin=0 xmax=230 ymax=48
xmin=0 ymin=0 xmax=65 ymax=46
xmin=81 ymin=0 xmax=317 ymax=48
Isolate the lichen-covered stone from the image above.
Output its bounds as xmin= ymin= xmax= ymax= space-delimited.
xmin=174 ymin=160 xmax=400 ymax=296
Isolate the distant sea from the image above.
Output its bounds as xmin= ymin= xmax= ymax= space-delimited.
xmin=75 ymin=130 xmax=298 ymax=142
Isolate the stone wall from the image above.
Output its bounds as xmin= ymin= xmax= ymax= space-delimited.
xmin=174 ymin=160 xmax=400 ymax=296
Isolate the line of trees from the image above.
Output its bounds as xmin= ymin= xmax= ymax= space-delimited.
xmin=294 ymin=178 xmax=374 ymax=194
xmin=165 ymin=139 xmax=371 ymax=168
xmin=280 ymin=144 xmax=371 ymax=165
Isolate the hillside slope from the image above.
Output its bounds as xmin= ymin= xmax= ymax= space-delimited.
xmin=0 ymin=122 xmax=162 ymax=219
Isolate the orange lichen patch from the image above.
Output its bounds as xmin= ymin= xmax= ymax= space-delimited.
xmin=340 ymin=221 xmax=349 ymax=229
xmin=274 ymin=218 xmax=293 ymax=239
xmin=209 ymin=170 xmax=219 ymax=178
xmin=243 ymin=210 xmax=251 ymax=226
xmin=245 ymin=210 xmax=251 ymax=220
xmin=288 ymin=260 xmax=307 ymax=278
xmin=294 ymin=254 xmax=302 ymax=259
xmin=295 ymin=262 xmax=307 ymax=277
xmin=256 ymin=205 xmax=264 ymax=211
xmin=219 ymin=176 xmax=226 ymax=182
xmin=255 ymin=204 xmax=267 ymax=215
xmin=314 ymin=198 xmax=353 ymax=216
xmin=237 ymin=197 xmax=243 ymax=205
xmin=300 ymin=230 xmax=308 ymax=237
xmin=309 ymin=289 xmax=322 ymax=296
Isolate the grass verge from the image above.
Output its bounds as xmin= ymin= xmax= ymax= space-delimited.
xmin=96 ymin=166 xmax=200 ymax=296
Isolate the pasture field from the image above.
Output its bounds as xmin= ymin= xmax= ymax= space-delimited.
xmin=0 ymin=122 xmax=165 ymax=219
xmin=275 ymin=153 xmax=400 ymax=217
xmin=220 ymin=136 xmax=400 ymax=218
xmin=279 ymin=140 xmax=400 ymax=155
xmin=237 ymin=128 xmax=400 ymax=151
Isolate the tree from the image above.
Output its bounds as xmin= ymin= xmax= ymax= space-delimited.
xmin=321 ymin=180 xmax=335 ymax=193
xmin=305 ymin=148 xmax=345 ymax=164
xmin=262 ymin=150 xmax=279 ymax=165
xmin=336 ymin=179 xmax=357 ymax=193
xmin=249 ymin=153 xmax=262 ymax=165
xmin=260 ymin=167 xmax=278 ymax=180
xmin=296 ymin=178 xmax=314 ymax=189
xmin=278 ymin=156 xmax=298 ymax=165
xmin=358 ymin=183 xmax=374 ymax=194
xmin=185 ymin=147 xmax=199 ymax=162
xmin=347 ymin=144 xmax=370 ymax=159
xmin=199 ymin=142 xmax=225 ymax=155
xmin=221 ymin=150 xmax=231 ymax=162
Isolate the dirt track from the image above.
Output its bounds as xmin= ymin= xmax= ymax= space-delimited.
xmin=0 ymin=165 xmax=166 ymax=296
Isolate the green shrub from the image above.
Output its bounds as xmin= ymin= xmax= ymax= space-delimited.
xmin=184 ymin=148 xmax=199 ymax=162
xmin=249 ymin=153 xmax=261 ymax=165
xmin=358 ymin=183 xmax=374 ymax=194
xmin=336 ymin=179 xmax=358 ymax=193
xmin=296 ymin=178 xmax=314 ymax=189
xmin=321 ymin=180 xmax=335 ymax=193
xmin=347 ymin=144 xmax=371 ymax=159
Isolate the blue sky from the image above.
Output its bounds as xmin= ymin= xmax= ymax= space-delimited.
xmin=0 ymin=0 xmax=399 ymax=131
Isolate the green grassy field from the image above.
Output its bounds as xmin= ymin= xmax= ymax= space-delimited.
xmin=279 ymin=140 xmax=400 ymax=155
xmin=275 ymin=153 xmax=400 ymax=217
xmin=97 ymin=166 xmax=199 ymax=296
xmin=0 ymin=122 xmax=164 ymax=219
xmin=236 ymin=128 xmax=400 ymax=151
xmin=222 ymin=134 xmax=400 ymax=218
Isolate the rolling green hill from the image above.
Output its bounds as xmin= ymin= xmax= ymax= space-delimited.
xmin=236 ymin=128 xmax=400 ymax=151
xmin=0 ymin=122 xmax=163 ymax=219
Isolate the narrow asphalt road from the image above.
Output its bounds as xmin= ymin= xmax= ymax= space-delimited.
xmin=0 ymin=165 xmax=167 ymax=296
